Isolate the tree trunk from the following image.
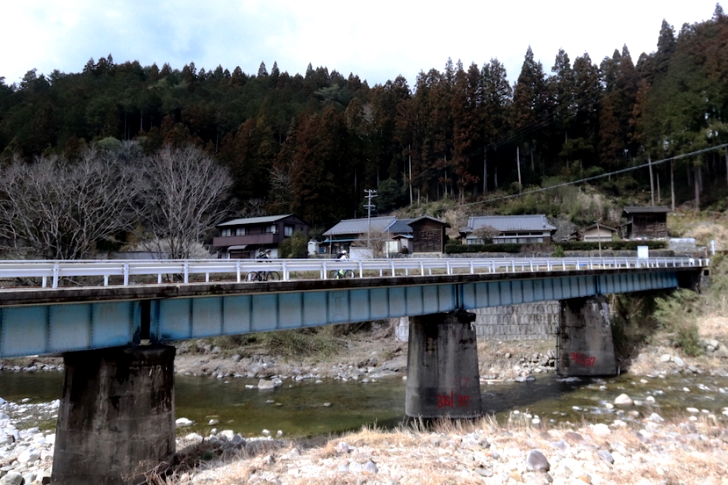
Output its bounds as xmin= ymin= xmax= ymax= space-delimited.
xmin=694 ymin=164 xmax=700 ymax=211
xmin=670 ymin=161 xmax=675 ymax=212
xmin=699 ymin=164 xmax=703 ymax=193
xmin=409 ymin=148 xmax=413 ymax=205
xmin=516 ymin=146 xmax=522 ymax=189
xmin=648 ymin=155 xmax=654 ymax=206
xmin=656 ymin=171 xmax=661 ymax=204
xmin=483 ymin=151 xmax=487 ymax=194
xmin=530 ymin=145 xmax=534 ymax=172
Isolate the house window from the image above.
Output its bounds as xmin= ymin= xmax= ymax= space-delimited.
xmin=235 ymin=227 xmax=246 ymax=236
xmin=221 ymin=228 xmax=232 ymax=237
xmin=284 ymin=225 xmax=294 ymax=237
xmin=265 ymin=224 xmax=277 ymax=234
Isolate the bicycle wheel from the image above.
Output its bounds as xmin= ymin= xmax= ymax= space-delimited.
xmin=251 ymin=271 xmax=265 ymax=282
xmin=344 ymin=270 xmax=355 ymax=279
xmin=265 ymin=271 xmax=281 ymax=281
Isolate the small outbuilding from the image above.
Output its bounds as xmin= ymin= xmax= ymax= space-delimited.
xmin=576 ymin=223 xmax=617 ymax=243
xmin=621 ymin=206 xmax=670 ymax=239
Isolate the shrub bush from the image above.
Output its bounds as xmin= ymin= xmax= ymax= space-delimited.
xmin=654 ymin=288 xmax=703 ymax=357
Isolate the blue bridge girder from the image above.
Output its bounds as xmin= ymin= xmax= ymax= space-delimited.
xmin=0 ymin=259 xmax=703 ymax=358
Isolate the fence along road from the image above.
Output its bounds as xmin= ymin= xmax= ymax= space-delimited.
xmin=0 ymin=256 xmax=709 ymax=290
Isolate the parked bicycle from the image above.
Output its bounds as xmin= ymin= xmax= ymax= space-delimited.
xmin=329 ymin=269 xmax=355 ymax=279
xmin=248 ymin=270 xmax=281 ymax=282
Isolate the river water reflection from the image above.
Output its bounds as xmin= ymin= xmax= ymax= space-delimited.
xmin=1 ymin=371 xmax=727 ymax=436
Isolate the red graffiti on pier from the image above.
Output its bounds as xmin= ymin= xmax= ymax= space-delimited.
xmin=570 ymin=352 xmax=597 ymax=367
xmin=437 ymin=391 xmax=471 ymax=409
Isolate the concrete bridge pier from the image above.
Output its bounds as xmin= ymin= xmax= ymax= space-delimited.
xmin=557 ymin=296 xmax=617 ymax=377
xmin=405 ymin=311 xmax=482 ymax=418
xmin=52 ymin=345 xmax=176 ymax=485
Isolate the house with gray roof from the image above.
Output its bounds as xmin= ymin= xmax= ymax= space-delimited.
xmin=322 ymin=215 xmax=449 ymax=255
xmin=459 ymin=215 xmax=556 ymax=245
xmin=213 ymin=214 xmax=309 ymax=258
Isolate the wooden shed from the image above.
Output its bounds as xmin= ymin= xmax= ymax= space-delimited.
xmin=621 ymin=206 xmax=670 ymax=239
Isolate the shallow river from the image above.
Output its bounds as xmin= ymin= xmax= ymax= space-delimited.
xmin=1 ymin=371 xmax=727 ymax=437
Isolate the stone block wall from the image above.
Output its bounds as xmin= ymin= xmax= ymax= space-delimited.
xmin=395 ymin=301 xmax=560 ymax=342
xmin=471 ymin=301 xmax=560 ymax=340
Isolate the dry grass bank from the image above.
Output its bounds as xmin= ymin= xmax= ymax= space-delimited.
xmin=157 ymin=414 xmax=728 ymax=485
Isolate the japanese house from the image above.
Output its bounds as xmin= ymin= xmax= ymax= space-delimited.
xmin=322 ymin=215 xmax=449 ymax=255
xmin=459 ymin=215 xmax=556 ymax=244
xmin=213 ymin=214 xmax=309 ymax=258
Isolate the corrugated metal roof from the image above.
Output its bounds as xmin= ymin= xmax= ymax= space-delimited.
xmin=387 ymin=220 xmax=414 ymax=234
xmin=218 ymin=214 xmax=294 ymax=227
xmin=462 ymin=215 xmax=556 ymax=233
xmin=323 ymin=216 xmax=397 ymax=236
xmin=622 ymin=206 xmax=671 ymax=214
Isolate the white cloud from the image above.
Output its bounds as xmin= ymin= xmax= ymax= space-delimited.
xmin=0 ymin=0 xmax=720 ymax=86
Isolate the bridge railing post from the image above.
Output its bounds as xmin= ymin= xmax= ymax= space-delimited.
xmin=183 ymin=262 xmax=189 ymax=284
xmin=123 ymin=263 xmax=129 ymax=286
xmin=53 ymin=263 xmax=59 ymax=289
xmin=282 ymin=261 xmax=288 ymax=281
xmin=236 ymin=261 xmax=241 ymax=282
xmin=359 ymin=261 xmax=364 ymax=278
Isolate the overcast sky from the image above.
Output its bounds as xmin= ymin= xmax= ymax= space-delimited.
xmin=1 ymin=1 xmax=721 ymax=88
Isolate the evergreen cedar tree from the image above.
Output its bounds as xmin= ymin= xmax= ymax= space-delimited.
xmin=1 ymin=5 xmax=728 ymax=228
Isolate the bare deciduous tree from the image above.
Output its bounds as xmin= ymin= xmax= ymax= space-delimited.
xmin=473 ymin=225 xmax=500 ymax=244
xmin=0 ymin=148 xmax=138 ymax=259
xmin=135 ymin=145 xmax=232 ymax=259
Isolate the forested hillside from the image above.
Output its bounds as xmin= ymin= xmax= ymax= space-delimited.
xmin=1 ymin=6 xmax=728 ymax=231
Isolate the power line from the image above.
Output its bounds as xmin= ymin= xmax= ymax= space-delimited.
xmin=459 ymin=143 xmax=728 ymax=208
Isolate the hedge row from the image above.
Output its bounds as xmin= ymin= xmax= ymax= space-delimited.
xmin=445 ymin=243 xmax=521 ymax=254
xmin=445 ymin=240 xmax=668 ymax=254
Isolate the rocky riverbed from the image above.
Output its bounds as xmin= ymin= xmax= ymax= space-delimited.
xmin=2 ymin=323 xmax=728 ymax=484
xmin=3 ymin=384 xmax=728 ymax=485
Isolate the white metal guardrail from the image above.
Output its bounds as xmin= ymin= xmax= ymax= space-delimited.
xmin=0 ymin=257 xmax=708 ymax=290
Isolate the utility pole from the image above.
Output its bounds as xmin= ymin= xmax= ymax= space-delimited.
xmin=364 ymin=189 xmax=377 ymax=249
xmin=596 ymin=220 xmax=602 ymax=258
